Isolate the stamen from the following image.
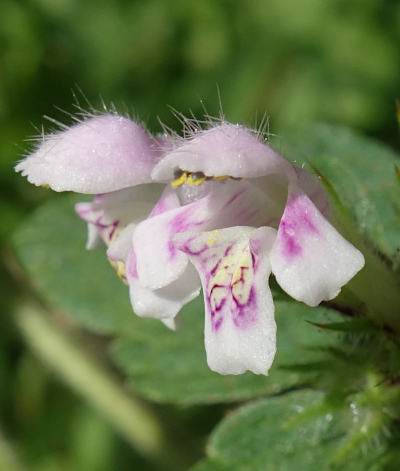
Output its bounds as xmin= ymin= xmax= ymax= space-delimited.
xmin=171 ymin=169 xmax=241 ymax=188
xmin=171 ymin=171 xmax=188 ymax=187
xmin=187 ymin=171 xmax=206 ymax=186
xmin=213 ymin=175 xmax=230 ymax=182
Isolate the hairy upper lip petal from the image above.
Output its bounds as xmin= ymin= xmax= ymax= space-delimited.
xmin=151 ymin=123 xmax=297 ymax=182
xmin=15 ymin=114 xmax=165 ymax=194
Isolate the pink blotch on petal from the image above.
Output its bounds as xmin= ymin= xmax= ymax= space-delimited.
xmin=279 ymin=192 xmax=320 ymax=260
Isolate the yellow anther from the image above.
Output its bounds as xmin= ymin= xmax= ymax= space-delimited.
xmin=171 ymin=172 xmax=188 ymax=188
xmin=41 ymin=184 xmax=50 ymax=189
xmin=187 ymin=174 xmax=206 ymax=186
xmin=171 ymin=171 xmax=239 ymax=188
xmin=213 ymin=175 xmax=230 ymax=181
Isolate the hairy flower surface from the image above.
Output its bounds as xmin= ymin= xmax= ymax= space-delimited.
xmin=16 ymin=113 xmax=365 ymax=375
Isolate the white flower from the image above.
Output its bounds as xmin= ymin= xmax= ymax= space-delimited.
xmin=16 ymin=113 xmax=365 ymax=375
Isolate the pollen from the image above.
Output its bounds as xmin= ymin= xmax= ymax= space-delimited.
xmin=207 ymin=229 xmax=220 ymax=246
xmin=171 ymin=169 xmax=240 ymax=188
xmin=214 ymin=175 xmax=230 ymax=181
xmin=187 ymin=172 xmax=206 ymax=186
xmin=171 ymin=171 xmax=188 ymax=188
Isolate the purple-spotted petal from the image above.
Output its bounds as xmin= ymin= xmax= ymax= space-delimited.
xmin=76 ymin=184 xmax=163 ymax=247
xmin=270 ymin=190 xmax=365 ymax=306
xmin=133 ymin=179 xmax=280 ymax=290
xmin=126 ymin=247 xmax=200 ymax=320
xmin=132 ymin=194 xmax=211 ymax=289
xmin=16 ymin=114 xmax=163 ymax=194
xmin=174 ymin=226 xmax=277 ymax=375
xmin=151 ymin=123 xmax=296 ymax=182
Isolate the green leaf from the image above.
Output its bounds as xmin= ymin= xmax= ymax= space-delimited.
xmin=112 ymin=300 xmax=343 ymax=404
xmin=191 ymin=390 xmax=385 ymax=471
xmin=306 ymin=317 xmax=375 ymax=333
xmin=275 ymin=123 xmax=400 ymax=258
xmin=12 ymin=195 xmax=133 ymax=334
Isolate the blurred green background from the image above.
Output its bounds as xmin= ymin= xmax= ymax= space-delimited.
xmin=1 ymin=0 xmax=399 ymax=469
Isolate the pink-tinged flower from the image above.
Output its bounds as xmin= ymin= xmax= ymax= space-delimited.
xmin=16 ymin=113 xmax=365 ymax=375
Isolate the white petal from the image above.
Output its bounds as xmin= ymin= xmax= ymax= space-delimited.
xmin=270 ymin=190 xmax=365 ymax=306
xmin=107 ymin=223 xmax=136 ymax=262
xmin=126 ymin=248 xmax=200 ymax=319
xmin=132 ymin=193 xmax=212 ymax=290
xmin=293 ymin=166 xmax=330 ymax=217
xmin=16 ymin=114 xmax=164 ymax=194
xmin=85 ymin=222 xmax=103 ymax=249
xmin=161 ymin=316 xmax=182 ymax=331
xmin=152 ymin=123 xmax=296 ymax=182
xmin=76 ymin=184 xmax=163 ymax=247
xmin=174 ymin=226 xmax=277 ymax=375
xmin=133 ymin=180 xmax=284 ymax=290
xmin=148 ymin=185 xmax=181 ymax=217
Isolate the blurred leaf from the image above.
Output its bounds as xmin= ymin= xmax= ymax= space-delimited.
xmin=275 ymin=123 xmax=400 ymax=258
xmin=190 ymin=390 xmax=386 ymax=471
xmin=306 ymin=317 xmax=375 ymax=333
xmin=112 ymin=300 xmax=342 ymax=404
xmin=12 ymin=194 xmax=133 ymax=333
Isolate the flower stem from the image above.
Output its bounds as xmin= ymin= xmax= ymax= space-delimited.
xmin=16 ymin=303 xmax=187 ymax=470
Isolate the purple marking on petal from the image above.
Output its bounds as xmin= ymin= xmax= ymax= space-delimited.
xmin=169 ymin=208 xmax=207 ymax=234
xmin=210 ymin=284 xmax=227 ymax=311
xmin=231 ymin=266 xmax=250 ymax=302
xmin=108 ymin=220 xmax=120 ymax=241
xmin=280 ymin=223 xmax=302 ymax=257
xmin=214 ymin=317 xmax=223 ymax=331
xmin=249 ymin=237 xmax=262 ymax=255
xmin=75 ymin=207 xmax=92 ymax=217
xmin=206 ymin=242 xmax=259 ymax=332
xmin=205 ymin=289 xmax=225 ymax=331
xmin=177 ymin=235 xmax=209 ymax=256
xmin=279 ymin=193 xmax=320 ymax=260
xmin=209 ymin=243 xmax=233 ymax=277
xmin=149 ymin=190 xmax=178 ymax=217
xmin=167 ymin=240 xmax=177 ymax=260
xmin=222 ymin=187 xmax=247 ymax=210
xmin=232 ymin=288 xmax=257 ymax=329
xmin=93 ymin=194 xmax=106 ymax=203
xmin=127 ymin=249 xmax=138 ymax=279
xmin=149 ymin=200 xmax=169 ymax=218
xmin=183 ymin=243 xmax=208 ymax=256
xmin=223 ymin=243 xmax=234 ymax=257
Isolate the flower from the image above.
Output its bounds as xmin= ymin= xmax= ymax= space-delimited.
xmin=16 ymin=113 xmax=365 ymax=375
